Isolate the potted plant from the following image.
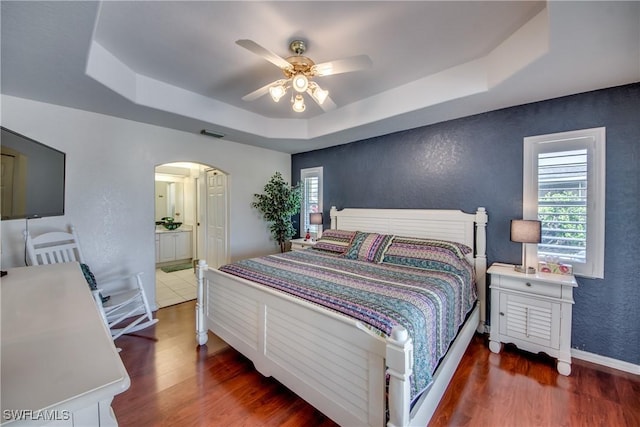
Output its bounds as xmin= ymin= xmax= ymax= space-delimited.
xmin=252 ymin=172 xmax=302 ymax=253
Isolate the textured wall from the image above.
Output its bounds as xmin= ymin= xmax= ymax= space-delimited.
xmin=292 ymin=83 xmax=640 ymax=365
xmin=1 ymin=95 xmax=291 ymax=308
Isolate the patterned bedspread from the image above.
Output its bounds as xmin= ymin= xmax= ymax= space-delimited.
xmin=219 ymin=248 xmax=476 ymax=401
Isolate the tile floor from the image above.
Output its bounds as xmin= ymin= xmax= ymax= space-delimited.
xmin=155 ymin=267 xmax=198 ymax=309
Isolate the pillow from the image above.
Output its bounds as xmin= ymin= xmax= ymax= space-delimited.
xmin=80 ymin=263 xmax=110 ymax=303
xmin=312 ymin=229 xmax=356 ymax=254
xmin=343 ymin=231 xmax=394 ymax=263
xmin=382 ymin=236 xmax=473 ymax=272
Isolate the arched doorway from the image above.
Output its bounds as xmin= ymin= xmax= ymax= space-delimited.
xmin=154 ymin=162 xmax=228 ymax=308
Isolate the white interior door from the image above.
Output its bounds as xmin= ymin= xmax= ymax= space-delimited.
xmin=195 ymin=176 xmax=203 ymax=260
xmin=206 ymin=169 xmax=228 ymax=268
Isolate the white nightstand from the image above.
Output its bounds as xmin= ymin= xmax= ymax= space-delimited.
xmin=488 ymin=263 xmax=578 ymax=375
xmin=290 ymin=238 xmax=318 ymax=251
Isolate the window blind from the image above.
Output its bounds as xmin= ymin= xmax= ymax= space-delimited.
xmin=300 ymin=167 xmax=323 ymax=236
xmin=303 ymin=176 xmax=320 ymax=233
xmin=537 ymin=149 xmax=587 ymax=263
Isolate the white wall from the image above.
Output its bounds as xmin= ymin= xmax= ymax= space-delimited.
xmin=0 ymin=95 xmax=291 ymax=309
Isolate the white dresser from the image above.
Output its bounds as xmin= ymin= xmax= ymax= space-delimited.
xmin=1 ymin=263 xmax=130 ymax=426
xmin=488 ymin=263 xmax=577 ymax=375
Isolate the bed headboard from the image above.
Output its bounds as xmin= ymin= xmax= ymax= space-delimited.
xmin=329 ymin=206 xmax=488 ymax=332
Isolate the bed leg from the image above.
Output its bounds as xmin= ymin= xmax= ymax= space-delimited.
xmin=196 ymin=259 xmax=209 ymax=346
xmin=386 ymin=326 xmax=413 ymax=427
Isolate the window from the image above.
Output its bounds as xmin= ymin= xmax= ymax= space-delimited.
xmin=523 ymin=127 xmax=605 ymax=278
xmin=300 ymin=167 xmax=323 ymax=237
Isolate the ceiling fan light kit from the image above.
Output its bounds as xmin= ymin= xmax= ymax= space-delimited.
xmin=236 ymin=38 xmax=371 ymax=113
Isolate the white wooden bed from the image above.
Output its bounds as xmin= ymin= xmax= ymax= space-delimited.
xmin=195 ymin=207 xmax=487 ymax=426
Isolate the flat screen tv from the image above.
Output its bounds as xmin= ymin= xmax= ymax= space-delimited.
xmin=1 ymin=127 xmax=66 ymax=220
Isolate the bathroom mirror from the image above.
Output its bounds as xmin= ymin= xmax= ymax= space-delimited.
xmin=155 ymin=180 xmax=184 ymax=221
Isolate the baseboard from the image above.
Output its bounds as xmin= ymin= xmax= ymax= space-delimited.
xmin=571 ymin=348 xmax=640 ymax=375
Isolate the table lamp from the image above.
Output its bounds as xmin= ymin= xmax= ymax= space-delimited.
xmin=510 ymin=219 xmax=541 ymax=274
xmin=309 ymin=212 xmax=323 ymax=241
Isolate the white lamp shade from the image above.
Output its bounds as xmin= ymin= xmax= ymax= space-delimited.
xmin=309 ymin=83 xmax=328 ymax=105
xmin=269 ymin=84 xmax=286 ymax=102
xmin=292 ymin=94 xmax=306 ymax=112
xmin=309 ymin=212 xmax=323 ymax=225
xmin=510 ymin=220 xmax=541 ymax=243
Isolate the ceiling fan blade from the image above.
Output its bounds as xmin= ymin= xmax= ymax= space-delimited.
xmin=318 ymin=94 xmax=337 ymax=112
xmin=241 ymin=82 xmax=273 ymax=102
xmin=236 ymin=39 xmax=292 ymax=70
xmin=307 ymin=90 xmax=337 ymax=112
xmin=312 ymin=55 xmax=372 ymax=77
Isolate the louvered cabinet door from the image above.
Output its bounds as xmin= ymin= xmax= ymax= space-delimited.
xmin=499 ymin=293 xmax=560 ymax=350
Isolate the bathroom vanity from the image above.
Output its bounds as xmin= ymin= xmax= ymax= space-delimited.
xmin=155 ymin=228 xmax=192 ymax=264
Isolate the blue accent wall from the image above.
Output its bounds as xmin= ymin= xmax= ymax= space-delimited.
xmin=292 ymin=83 xmax=640 ymax=365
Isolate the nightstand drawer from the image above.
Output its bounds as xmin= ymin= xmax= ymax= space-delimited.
xmin=499 ymin=276 xmax=561 ymax=298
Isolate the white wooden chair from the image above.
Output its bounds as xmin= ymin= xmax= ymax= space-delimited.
xmin=24 ymin=226 xmax=158 ymax=341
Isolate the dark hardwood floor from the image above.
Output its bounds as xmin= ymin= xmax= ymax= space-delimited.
xmin=112 ymin=301 xmax=640 ymax=426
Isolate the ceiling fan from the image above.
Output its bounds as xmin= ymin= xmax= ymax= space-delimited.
xmin=236 ymin=39 xmax=372 ymax=113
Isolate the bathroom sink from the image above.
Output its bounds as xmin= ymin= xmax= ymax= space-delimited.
xmin=162 ymin=222 xmax=182 ymax=230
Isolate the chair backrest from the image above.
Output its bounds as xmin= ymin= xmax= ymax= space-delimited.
xmin=24 ymin=226 xmax=86 ymax=266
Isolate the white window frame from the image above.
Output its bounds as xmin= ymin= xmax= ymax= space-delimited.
xmin=300 ymin=166 xmax=323 ymax=237
xmin=523 ymin=127 xmax=605 ymax=279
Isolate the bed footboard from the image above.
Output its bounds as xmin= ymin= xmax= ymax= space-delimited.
xmin=196 ymin=261 xmax=421 ymax=427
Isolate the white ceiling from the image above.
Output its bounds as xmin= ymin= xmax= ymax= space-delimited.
xmin=2 ymin=1 xmax=639 ymax=154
